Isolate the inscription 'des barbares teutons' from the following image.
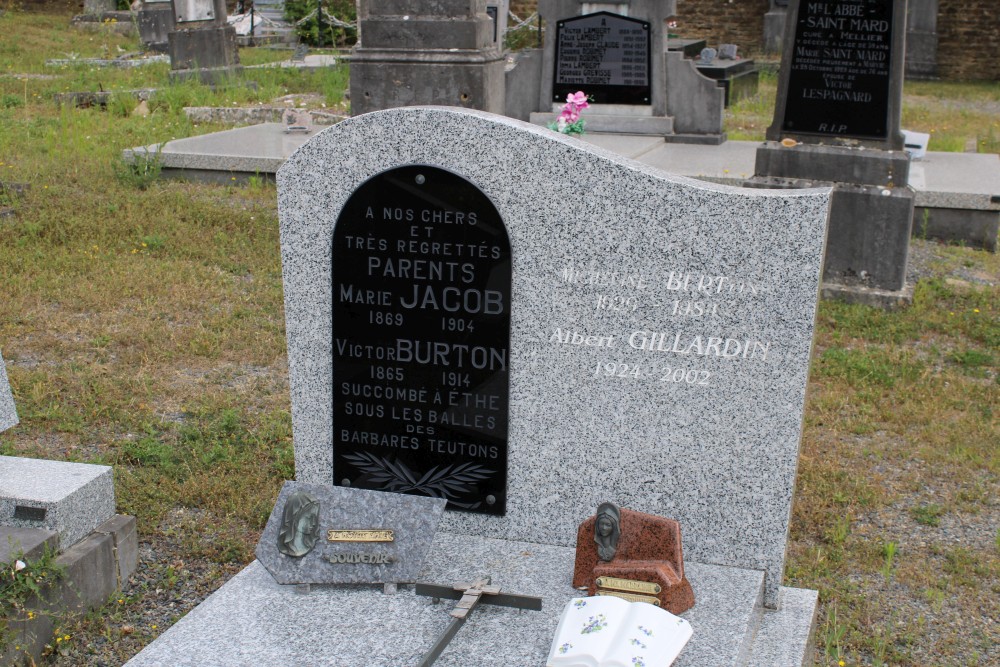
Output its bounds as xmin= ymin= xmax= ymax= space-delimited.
xmin=332 ymin=165 xmax=512 ymax=515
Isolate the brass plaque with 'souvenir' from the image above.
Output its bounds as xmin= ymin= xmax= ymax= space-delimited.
xmin=595 ymin=576 xmax=662 ymax=595
xmin=596 ymin=589 xmax=661 ymax=606
xmin=326 ymin=529 xmax=395 ymax=543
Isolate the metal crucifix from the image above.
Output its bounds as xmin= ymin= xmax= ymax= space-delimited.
xmin=414 ymin=577 xmax=542 ymax=667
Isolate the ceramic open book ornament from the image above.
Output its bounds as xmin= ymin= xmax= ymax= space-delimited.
xmin=546 ymin=596 xmax=692 ymax=667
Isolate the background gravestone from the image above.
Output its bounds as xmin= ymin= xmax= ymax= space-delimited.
xmin=349 ymin=0 xmax=507 ymax=116
xmin=278 ymin=107 xmax=829 ymax=610
xmin=532 ymin=0 xmax=725 ymax=142
xmin=749 ymin=0 xmax=914 ymax=302
xmin=137 ymin=0 xmax=176 ymax=53
xmin=167 ymin=0 xmax=241 ymax=82
xmin=0 ymin=351 xmax=17 ymax=433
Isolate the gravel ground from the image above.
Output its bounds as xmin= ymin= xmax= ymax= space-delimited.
xmin=41 ymin=238 xmax=999 ymax=666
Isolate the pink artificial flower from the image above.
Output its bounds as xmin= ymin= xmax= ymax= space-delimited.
xmin=566 ymin=91 xmax=590 ymax=109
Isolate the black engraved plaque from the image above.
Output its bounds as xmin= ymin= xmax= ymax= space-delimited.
xmin=782 ymin=0 xmax=894 ymax=139
xmin=332 ymin=165 xmax=512 ymax=515
xmin=14 ymin=505 xmax=47 ymax=522
xmin=553 ymin=12 xmax=651 ymax=105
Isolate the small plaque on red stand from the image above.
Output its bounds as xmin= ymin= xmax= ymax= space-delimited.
xmin=572 ymin=502 xmax=695 ymax=615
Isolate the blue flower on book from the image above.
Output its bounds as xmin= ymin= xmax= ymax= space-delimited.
xmin=631 ymin=658 xmax=645 ymax=667
xmin=558 ymin=643 xmax=573 ymax=655
xmin=580 ymin=614 xmax=608 ymax=635
xmin=637 ymin=625 xmax=653 ymax=637
xmin=573 ymin=599 xmax=587 ymax=609
xmin=629 ymin=638 xmax=647 ymax=649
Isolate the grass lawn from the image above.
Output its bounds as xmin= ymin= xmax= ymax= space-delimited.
xmin=0 ymin=7 xmax=997 ymax=666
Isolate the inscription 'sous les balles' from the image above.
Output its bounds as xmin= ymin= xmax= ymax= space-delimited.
xmin=331 ymin=166 xmax=512 ymax=515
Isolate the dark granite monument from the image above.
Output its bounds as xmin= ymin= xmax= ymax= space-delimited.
xmin=551 ymin=11 xmax=652 ymax=106
xmin=749 ymin=0 xmax=914 ymax=304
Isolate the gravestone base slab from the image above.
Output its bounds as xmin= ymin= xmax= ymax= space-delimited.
xmin=824 ymin=184 xmax=915 ymax=292
xmin=349 ymin=55 xmax=506 ymax=116
xmin=124 ymin=533 xmax=817 ymax=667
xmin=754 ymin=142 xmax=910 ymax=187
xmin=820 ymin=281 xmax=914 ymax=309
xmin=0 ymin=456 xmax=115 ymax=548
xmin=661 ymin=132 xmax=728 ymax=146
xmin=747 ymin=177 xmax=914 ymax=293
xmin=915 ymin=205 xmax=999 ymax=252
xmin=168 ymin=65 xmax=245 ymax=85
xmin=529 ymin=112 xmax=675 ymax=136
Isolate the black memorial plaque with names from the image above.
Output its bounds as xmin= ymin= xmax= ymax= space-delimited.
xmin=782 ymin=0 xmax=894 ymax=139
xmin=553 ymin=12 xmax=651 ymax=105
xmin=331 ymin=165 xmax=512 ymax=516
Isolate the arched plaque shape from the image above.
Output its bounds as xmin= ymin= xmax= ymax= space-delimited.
xmin=331 ymin=165 xmax=512 ymax=516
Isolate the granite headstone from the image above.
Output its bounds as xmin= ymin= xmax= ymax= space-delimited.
xmin=0 ymin=351 xmax=17 ymax=433
xmin=255 ymin=482 xmax=446 ymax=585
xmin=767 ymin=0 xmax=905 ymax=149
xmin=277 ymin=106 xmax=829 ymax=609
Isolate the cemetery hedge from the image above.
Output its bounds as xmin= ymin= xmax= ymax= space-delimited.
xmin=0 ymin=7 xmax=997 ymax=667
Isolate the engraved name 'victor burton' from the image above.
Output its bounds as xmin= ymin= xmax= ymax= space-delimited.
xmin=331 ymin=165 xmax=513 ymax=516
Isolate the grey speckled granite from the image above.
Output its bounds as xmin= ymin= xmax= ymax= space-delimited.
xmin=748 ymin=587 xmax=819 ymax=667
xmin=278 ymin=107 xmax=829 ymax=609
xmin=256 ymin=482 xmax=446 ymax=584
xmin=0 ymin=456 xmax=115 ymax=548
xmin=0 ymin=352 xmax=17 ymax=433
xmin=127 ymin=534 xmax=806 ymax=667
xmin=124 ymin=123 xmax=309 ymax=175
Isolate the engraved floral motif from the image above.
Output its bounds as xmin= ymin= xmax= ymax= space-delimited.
xmin=342 ymin=451 xmax=494 ymax=509
xmin=580 ymin=614 xmax=608 ymax=635
xmin=637 ymin=625 xmax=653 ymax=637
xmin=558 ymin=643 xmax=572 ymax=655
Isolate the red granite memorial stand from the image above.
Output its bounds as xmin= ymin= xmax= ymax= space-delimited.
xmin=572 ymin=507 xmax=695 ymax=615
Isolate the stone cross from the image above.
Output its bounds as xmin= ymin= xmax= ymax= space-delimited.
xmin=414 ymin=577 xmax=542 ymax=666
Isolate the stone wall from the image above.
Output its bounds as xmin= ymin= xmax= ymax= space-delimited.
xmin=670 ymin=0 xmax=770 ymax=54
xmin=937 ymin=0 xmax=1000 ymax=80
